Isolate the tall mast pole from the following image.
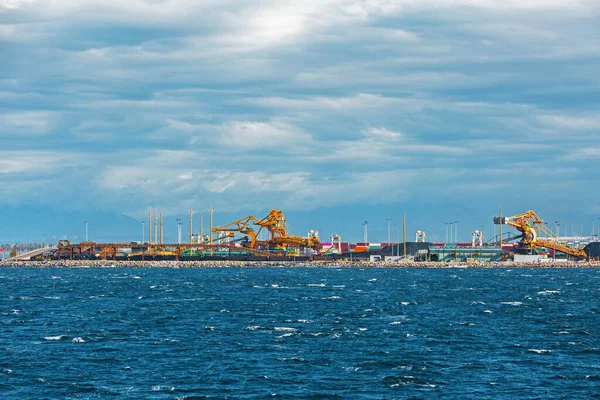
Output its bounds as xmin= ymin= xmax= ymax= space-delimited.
xmin=209 ymin=207 xmax=213 ymax=256
xmin=403 ymin=213 xmax=406 ymax=258
xmin=148 ymin=209 xmax=152 ymax=245
xmin=189 ymin=209 xmax=193 ymax=245
xmin=499 ymin=206 xmax=503 ymax=250
xmin=200 ymin=212 xmax=204 ymax=244
xmin=154 ymin=211 xmax=158 ymax=244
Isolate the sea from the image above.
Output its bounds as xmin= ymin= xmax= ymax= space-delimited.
xmin=1 ymin=267 xmax=599 ymax=399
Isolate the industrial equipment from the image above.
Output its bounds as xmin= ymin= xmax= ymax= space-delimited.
xmin=472 ymin=230 xmax=484 ymax=247
xmin=212 ymin=209 xmax=321 ymax=253
xmin=494 ymin=210 xmax=587 ymax=258
xmin=321 ymin=234 xmax=342 ymax=254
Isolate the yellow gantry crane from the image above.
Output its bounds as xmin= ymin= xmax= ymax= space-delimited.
xmin=494 ymin=210 xmax=587 ymax=258
xmin=212 ymin=209 xmax=321 ymax=253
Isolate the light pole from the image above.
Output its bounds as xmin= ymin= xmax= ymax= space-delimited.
xmin=141 ymin=220 xmax=145 ymax=243
xmin=386 ymin=217 xmax=392 ymax=245
xmin=445 ymin=222 xmax=451 ymax=243
xmin=454 ymin=221 xmax=458 ymax=244
xmin=177 ymin=218 xmax=182 ymax=245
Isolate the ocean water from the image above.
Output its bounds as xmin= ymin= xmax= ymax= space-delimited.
xmin=1 ymin=267 xmax=599 ymax=399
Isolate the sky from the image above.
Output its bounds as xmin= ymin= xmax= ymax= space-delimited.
xmin=1 ymin=0 xmax=599 ymax=243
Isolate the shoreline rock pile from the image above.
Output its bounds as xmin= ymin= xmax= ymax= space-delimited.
xmin=1 ymin=260 xmax=599 ymax=268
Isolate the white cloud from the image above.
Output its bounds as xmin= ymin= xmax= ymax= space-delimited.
xmin=0 ymin=111 xmax=58 ymax=135
xmin=0 ymin=0 xmax=598 ymax=221
xmin=363 ymin=127 xmax=403 ymax=140
xmin=538 ymin=114 xmax=600 ymax=130
xmin=216 ymin=121 xmax=313 ymax=150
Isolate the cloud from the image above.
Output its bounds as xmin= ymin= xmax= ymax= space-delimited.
xmin=0 ymin=111 xmax=58 ymax=135
xmin=0 ymin=0 xmax=598 ymax=231
xmin=538 ymin=114 xmax=600 ymax=130
xmin=216 ymin=121 xmax=313 ymax=150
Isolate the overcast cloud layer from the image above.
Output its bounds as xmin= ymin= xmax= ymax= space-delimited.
xmin=1 ymin=0 xmax=599 ymax=238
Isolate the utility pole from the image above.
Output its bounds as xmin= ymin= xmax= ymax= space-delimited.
xmin=177 ymin=219 xmax=181 ymax=244
xmin=362 ymin=221 xmax=368 ymax=243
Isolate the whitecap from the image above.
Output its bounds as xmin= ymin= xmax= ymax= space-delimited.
xmin=277 ymin=333 xmax=294 ymax=338
xmin=528 ymin=349 xmax=552 ymax=354
xmin=389 ymin=321 xmax=402 ymax=325
xmin=368 ymin=278 xmax=377 ymax=282
xmin=307 ymin=283 xmax=326 ymax=287
xmin=246 ymin=326 xmax=262 ymax=331
xmin=501 ymin=301 xmax=523 ymax=306
xmin=274 ymin=327 xmax=297 ymax=332
xmin=483 ymin=310 xmax=493 ymax=313
xmin=357 ymin=328 xmax=368 ymax=331
xmin=537 ymin=290 xmax=560 ymax=295
xmin=72 ymin=337 xmax=85 ymax=343
xmin=44 ymin=335 xmax=66 ymax=341
xmin=297 ymin=319 xmax=313 ymax=323
xmin=400 ymin=302 xmax=411 ymax=306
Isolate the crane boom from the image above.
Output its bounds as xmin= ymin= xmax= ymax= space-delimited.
xmin=212 ymin=209 xmax=321 ymax=252
xmin=494 ymin=210 xmax=587 ymax=258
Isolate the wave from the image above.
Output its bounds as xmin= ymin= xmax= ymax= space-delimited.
xmin=528 ymin=349 xmax=552 ymax=354
xmin=44 ymin=335 xmax=67 ymax=341
xmin=537 ymin=290 xmax=561 ymax=295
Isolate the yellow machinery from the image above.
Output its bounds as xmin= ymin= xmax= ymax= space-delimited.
xmin=212 ymin=209 xmax=321 ymax=253
xmin=494 ymin=210 xmax=587 ymax=258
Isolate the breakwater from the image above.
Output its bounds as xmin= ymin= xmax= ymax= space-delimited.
xmin=2 ymin=260 xmax=599 ymax=268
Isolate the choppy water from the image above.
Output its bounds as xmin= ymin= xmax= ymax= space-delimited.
xmin=1 ymin=267 xmax=599 ymax=399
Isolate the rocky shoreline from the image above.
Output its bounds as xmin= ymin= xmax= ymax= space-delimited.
xmin=1 ymin=260 xmax=599 ymax=268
